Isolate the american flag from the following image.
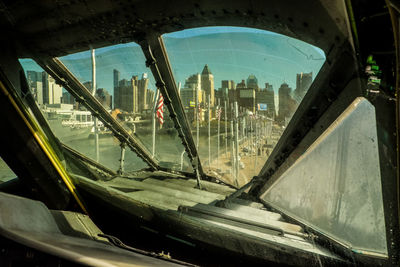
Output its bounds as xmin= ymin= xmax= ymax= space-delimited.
xmin=156 ymin=93 xmax=164 ymax=125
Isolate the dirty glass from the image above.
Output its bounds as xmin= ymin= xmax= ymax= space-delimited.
xmin=0 ymin=157 xmax=17 ymax=183
xmin=261 ymin=98 xmax=387 ymax=256
xmin=19 ymin=59 xmax=148 ymax=173
xmin=162 ymin=27 xmax=325 ymax=186
xmin=58 ymin=43 xmax=192 ymax=173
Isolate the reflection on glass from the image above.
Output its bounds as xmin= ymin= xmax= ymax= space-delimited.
xmin=163 ymin=27 xmax=325 ymax=186
xmin=58 ymin=44 xmax=192 ymax=172
xmin=19 ymin=59 xmax=149 ymax=173
xmin=262 ymin=98 xmax=387 ymax=255
xmin=0 ymin=157 xmax=17 ymax=183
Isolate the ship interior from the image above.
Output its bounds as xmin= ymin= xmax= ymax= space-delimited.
xmin=0 ymin=0 xmax=399 ymax=266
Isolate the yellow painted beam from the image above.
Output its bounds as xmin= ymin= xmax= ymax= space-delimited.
xmin=0 ymin=79 xmax=88 ymax=214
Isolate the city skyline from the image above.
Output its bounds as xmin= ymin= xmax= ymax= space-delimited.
xmin=19 ymin=27 xmax=325 ymax=99
xmin=22 ymin=62 xmax=311 ymax=119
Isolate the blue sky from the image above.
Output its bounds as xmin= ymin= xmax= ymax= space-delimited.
xmin=20 ymin=26 xmax=325 ymax=105
xmin=163 ymin=27 xmax=325 ymax=93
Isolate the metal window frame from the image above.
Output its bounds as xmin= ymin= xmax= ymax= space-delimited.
xmin=140 ymin=36 xmax=207 ymax=182
xmin=35 ymin=57 xmax=159 ymax=171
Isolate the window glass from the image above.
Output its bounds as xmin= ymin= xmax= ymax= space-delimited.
xmin=261 ymin=98 xmax=387 ymax=255
xmin=0 ymin=157 xmax=17 ymax=183
xmin=19 ymin=59 xmax=148 ymax=173
xmin=162 ymin=27 xmax=325 ymax=186
xmin=58 ymin=43 xmax=192 ymax=173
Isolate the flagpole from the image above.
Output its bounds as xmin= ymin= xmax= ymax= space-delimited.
xmin=231 ymin=120 xmax=235 ymax=184
xmin=208 ymin=94 xmax=211 ymax=168
xmin=196 ymin=85 xmax=199 ymax=150
xmin=234 ymin=101 xmax=240 ymax=186
xmin=152 ymin=89 xmax=160 ymax=158
xmin=224 ymin=100 xmax=227 ymax=157
xmin=90 ymin=47 xmax=99 ymax=162
xmin=250 ymin=116 xmax=253 ymax=152
xmin=254 ymin=114 xmax=257 ymax=176
xmin=217 ymin=99 xmax=220 ymax=169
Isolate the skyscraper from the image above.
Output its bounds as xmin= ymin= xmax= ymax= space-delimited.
xmin=96 ymin=88 xmax=112 ymax=110
xmin=201 ymin=64 xmax=215 ymax=107
xmin=180 ymin=74 xmax=202 ymax=108
xmin=219 ymin=80 xmax=235 ymax=104
xmin=26 ymin=70 xmax=43 ymax=105
xmin=119 ymin=76 xmax=139 ymax=113
xmin=113 ymin=71 xmax=139 ymax=113
xmin=42 ymin=72 xmax=62 ymax=105
xmin=278 ymin=83 xmax=292 ymax=121
xmin=146 ymin=89 xmax=155 ymax=110
xmin=246 ymin=74 xmax=259 ymax=91
xmin=113 ymin=69 xmax=120 ymax=90
xmin=239 ymin=88 xmax=256 ymax=113
xmin=294 ymin=72 xmax=313 ymax=102
xmin=236 ymin=79 xmax=256 ymax=112
xmin=62 ymin=91 xmax=75 ymax=105
xmin=221 ymin=80 xmax=235 ymax=90
xmin=113 ymin=69 xmax=121 ymax=110
xmin=256 ymin=83 xmax=275 ymax=117
xmin=83 ymin=81 xmax=93 ymax=91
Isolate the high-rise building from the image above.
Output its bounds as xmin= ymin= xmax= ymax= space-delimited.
xmin=221 ymin=80 xmax=235 ymax=90
xmin=239 ymin=88 xmax=256 ymax=113
xmin=146 ymin=89 xmax=155 ymax=110
xmin=138 ymin=73 xmax=149 ymax=112
xmin=42 ymin=72 xmax=62 ymax=105
xmin=236 ymin=80 xmax=246 ymax=89
xmin=180 ymin=87 xmax=197 ymax=109
xmin=257 ymin=83 xmax=275 ymax=117
xmin=278 ymin=82 xmax=297 ymax=122
xmin=115 ymin=76 xmax=139 ymax=113
xmin=96 ymin=88 xmax=112 ymax=110
xmin=62 ymin=91 xmax=75 ymax=105
xmin=180 ymin=74 xmax=203 ymax=108
xmin=235 ymin=79 xmax=255 ymax=112
xmin=246 ymin=74 xmax=259 ymax=91
xmin=83 ymin=81 xmax=93 ymax=91
xmin=294 ymin=72 xmax=312 ymax=102
xmin=114 ymin=74 xmax=135 ymax=113
xmin=113 ymin=69 xmax=120 ymax=90
xmin=201 ymin=64 xmax=215 ymax=107
xmin=26 ymin=70 xmax=63 ymax=106
xmin=218 ymin=80 xmax=235 ymax=104
xmin=113 ymin=69 xmax=121 ymax=110
xmin=26 ymin=71 xmax=41 ymax=85
xmin=26 ymin=71 xmax=43 ymax=105
xmin=34 ymin=81 xmax=43 ymax=105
